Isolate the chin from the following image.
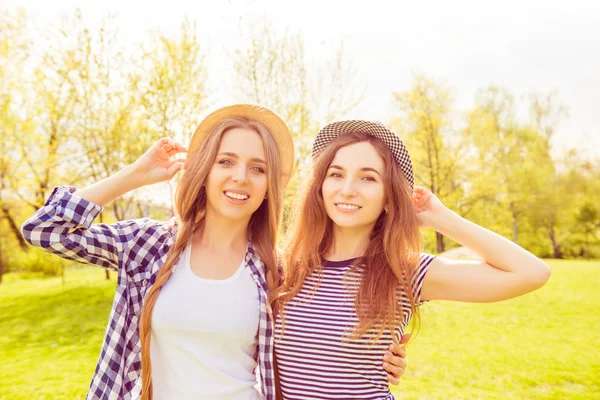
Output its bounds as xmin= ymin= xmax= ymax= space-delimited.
xmin=329 ymin=217 xmax=362 ymax=229
xmin=211 ymin=204 xmax=254 ymax=221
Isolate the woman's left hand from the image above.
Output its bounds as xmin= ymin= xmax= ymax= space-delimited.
xmin=383 ymin=334 xmax=410 ymax=385
xmin=412 ymin=186 xmax=449 ymax=229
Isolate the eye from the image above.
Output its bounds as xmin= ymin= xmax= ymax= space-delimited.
xmin=328 ymin=172 xmax=342 ymax=178
xmin=362 ymin=176 xmax=377 ymax=182
xmin=218 ymin=159 xmax=233 ymax=166
xmin=251 ymin=166 xmax=265 ymax=173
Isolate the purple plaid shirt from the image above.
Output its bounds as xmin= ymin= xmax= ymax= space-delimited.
xmin=21 ymin=186 xmax=276 ymax=400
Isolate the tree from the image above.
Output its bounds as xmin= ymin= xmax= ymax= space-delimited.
xmin=464 ymin=85 xmax=554 ymax=246
xmin=137 ymin=18 xmax=209 ymax=143
xmin=525 ymin=90 xmax=576 ymax=258
xmin=63 ymin=12 xmax=149 ymax=222
xmin=133 ymin=18 xmax=210 ymax=212
xmin=0 ymin=9 xmax=33 ymax=282
xmin=575 ymin=201 xmax=600 ymax=259
xmin=232 ymin=17 xmax=365 ymax=231
xmin=8 ymin=12 xmax=89 ymax=213
xmin=392 ymin=75 xmax=464 ymax=252
xmin=528 ymin=89 xmax=569 ymax=149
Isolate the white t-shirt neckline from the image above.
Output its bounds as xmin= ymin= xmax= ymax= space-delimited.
xmin=184 ymin=240 xmax=246 ymax=284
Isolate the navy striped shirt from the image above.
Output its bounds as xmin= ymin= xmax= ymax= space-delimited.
xmin=274 ymin=254 xmax=434 ymax=400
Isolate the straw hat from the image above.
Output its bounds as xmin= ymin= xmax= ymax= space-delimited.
xmin=189 ymin=104 xmax=295 ymax=187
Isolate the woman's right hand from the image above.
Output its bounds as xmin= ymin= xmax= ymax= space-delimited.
xmin=132 ymin=138 xmax=187 ymax=186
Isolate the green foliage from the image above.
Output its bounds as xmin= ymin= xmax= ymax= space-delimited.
xmin=5 ymin=249 xmax=65 ymax=277
xmin=0 ymin=9 xmax=598 ymax=275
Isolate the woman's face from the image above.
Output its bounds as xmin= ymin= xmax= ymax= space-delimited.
xmin=205 ymin=127 xmax=268 ymax=223
xmin=321 ymin=141 xmax=386 ymax=231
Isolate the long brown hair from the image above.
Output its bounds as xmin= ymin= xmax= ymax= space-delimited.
xmin=272 ymin=131 xmax=423 ymax=342
xmin=139 ymin=117 xmax=283 ymax=399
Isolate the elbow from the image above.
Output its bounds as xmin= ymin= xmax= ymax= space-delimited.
xmin=20 ymin=221 xmax=35 ymax=246
xmin=20 ymin=219 xmax=45 ymax=249
xmin=526 ymin=261 xmax=551 ymax=291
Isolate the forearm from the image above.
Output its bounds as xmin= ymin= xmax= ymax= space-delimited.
xmin=435 ymin=209 xmax=550 ymax=279
xmin=74 ymin=164 xmax=143 ymax=207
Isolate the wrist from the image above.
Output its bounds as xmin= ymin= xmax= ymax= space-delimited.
xmin=433 ymin=207 xmax=461 ymax=235
xmin=118 ymin=164 xmax=146 ymax=191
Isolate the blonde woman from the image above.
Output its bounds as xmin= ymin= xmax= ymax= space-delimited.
xmin=21 ymin=106 xmax=408 ymax=400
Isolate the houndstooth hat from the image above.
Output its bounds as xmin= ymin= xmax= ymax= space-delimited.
xmin=311 ymin=120 xmax=414 ymax=189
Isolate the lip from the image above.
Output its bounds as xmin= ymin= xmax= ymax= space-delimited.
xmin=334 ymin=202 xmax=362 ymax=213
xmin=223 ymin=190 xmax=251 ymax=204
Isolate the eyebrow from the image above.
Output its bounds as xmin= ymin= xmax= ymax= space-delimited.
xmin=328 ymin=164 xmax=382 ymax=177
xmin=218 ymin=152 xmax=266 ymax=165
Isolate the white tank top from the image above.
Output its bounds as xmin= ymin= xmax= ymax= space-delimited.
xmin=150 ymin=241 xmax=262 ymax=400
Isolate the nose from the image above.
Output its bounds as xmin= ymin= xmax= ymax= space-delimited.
xmin=340 ymin=178 xmax=357 ymax=198
xmin=232 ymin=164 xmax=249 ymax=184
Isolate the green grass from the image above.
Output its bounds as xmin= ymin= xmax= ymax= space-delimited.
xmin=1 ymin=260 xmax=599 ymax=399
xmin=392 ymin=259 xmax=600 ymax=400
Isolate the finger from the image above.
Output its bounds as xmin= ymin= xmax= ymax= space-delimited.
xmin=400 ymin=333 xmax=411 ymax=345
xmin=161 ymin=142 xmax=175 ymax=151
xmin=389 ymin=343 xmax=407 ymax=357
xmin=169 ymin=158 xmax=187 ymax=167
xmin=384 ymin=361 xmax=405 ymax=380
xmin=166 ymin=147 xmax=186 ymax=157
xmin=152 ymin=138 xmax=166 ymax=152
xmin=386 ymin=373 xmax=400 ymax=386
xmin=158 ymin=137 xmax=172 ymax=147
xmin=167 ymin=161 xmax=185 ymax=178
xmin=163 ymin=141 xmax=187 ymax=156
xmin=412 ymin=186 xmax=425 ymax=196
xmin=387 ymin=353 xmax=407 ymax=370
xmin=172 ymin=141 xmax=187 ymax=152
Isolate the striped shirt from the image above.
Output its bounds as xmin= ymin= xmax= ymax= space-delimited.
xmin=20 ymin=186 xmax=276 ymax=400
xmin=274 ymin=255 xmax=434 ymax=400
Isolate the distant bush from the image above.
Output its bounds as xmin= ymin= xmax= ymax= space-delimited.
xmin=7 ymin=248 xmax=73 ymax=277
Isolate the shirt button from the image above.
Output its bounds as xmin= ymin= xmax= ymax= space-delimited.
xmin=142 ymin=279 xmax=148 ymax=286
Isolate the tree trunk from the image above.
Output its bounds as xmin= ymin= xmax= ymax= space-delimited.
xmin=436 ymin=232 xmax=445 ymax=253
xmin=1 ymin=205 xmax=29 ymax=250
xmin=549 ymin=227 xmax=563 ymax=259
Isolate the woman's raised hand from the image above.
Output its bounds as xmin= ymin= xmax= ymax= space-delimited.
xmin=412 ymin=186 xmax=451 ymax=229
xmin=132 ymin=138 xmax=187 ymax=186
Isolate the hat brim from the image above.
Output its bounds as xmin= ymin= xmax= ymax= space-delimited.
xmin=189 ymin=104 xmax=295 ymax=187
xmin=311 ymin=120 xmax=414 ymax=189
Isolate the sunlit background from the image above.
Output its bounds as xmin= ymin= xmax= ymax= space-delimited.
xmin=1 ymin=0 xmax=599 ymax=399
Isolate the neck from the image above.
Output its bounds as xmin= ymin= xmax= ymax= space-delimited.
xmin=326 ymin=224 xmax=373 ymax=261
xmin=194 ymin=209 xmax=250 ymax=251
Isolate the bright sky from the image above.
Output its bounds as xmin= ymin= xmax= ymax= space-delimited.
xmin=5 ymin=0 xmax=600 ymax=161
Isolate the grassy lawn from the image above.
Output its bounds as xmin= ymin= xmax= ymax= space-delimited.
xmin=1 ymin=260 xmax=599 ymax=399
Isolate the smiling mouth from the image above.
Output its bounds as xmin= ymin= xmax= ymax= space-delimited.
xmin=224 ymin=191 xmax=250 ymax=201
xmin=335 ymin=203 xmax=361 ymax=211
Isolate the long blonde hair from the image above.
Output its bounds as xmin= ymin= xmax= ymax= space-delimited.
xmin=139 ymin=117 xmax=283 ymax=399
xmin=272 ymin=131 xmax=423 ymax=341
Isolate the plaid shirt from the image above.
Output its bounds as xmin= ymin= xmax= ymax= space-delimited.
xmin=21 ymin=186 xmax=276 ymax=400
